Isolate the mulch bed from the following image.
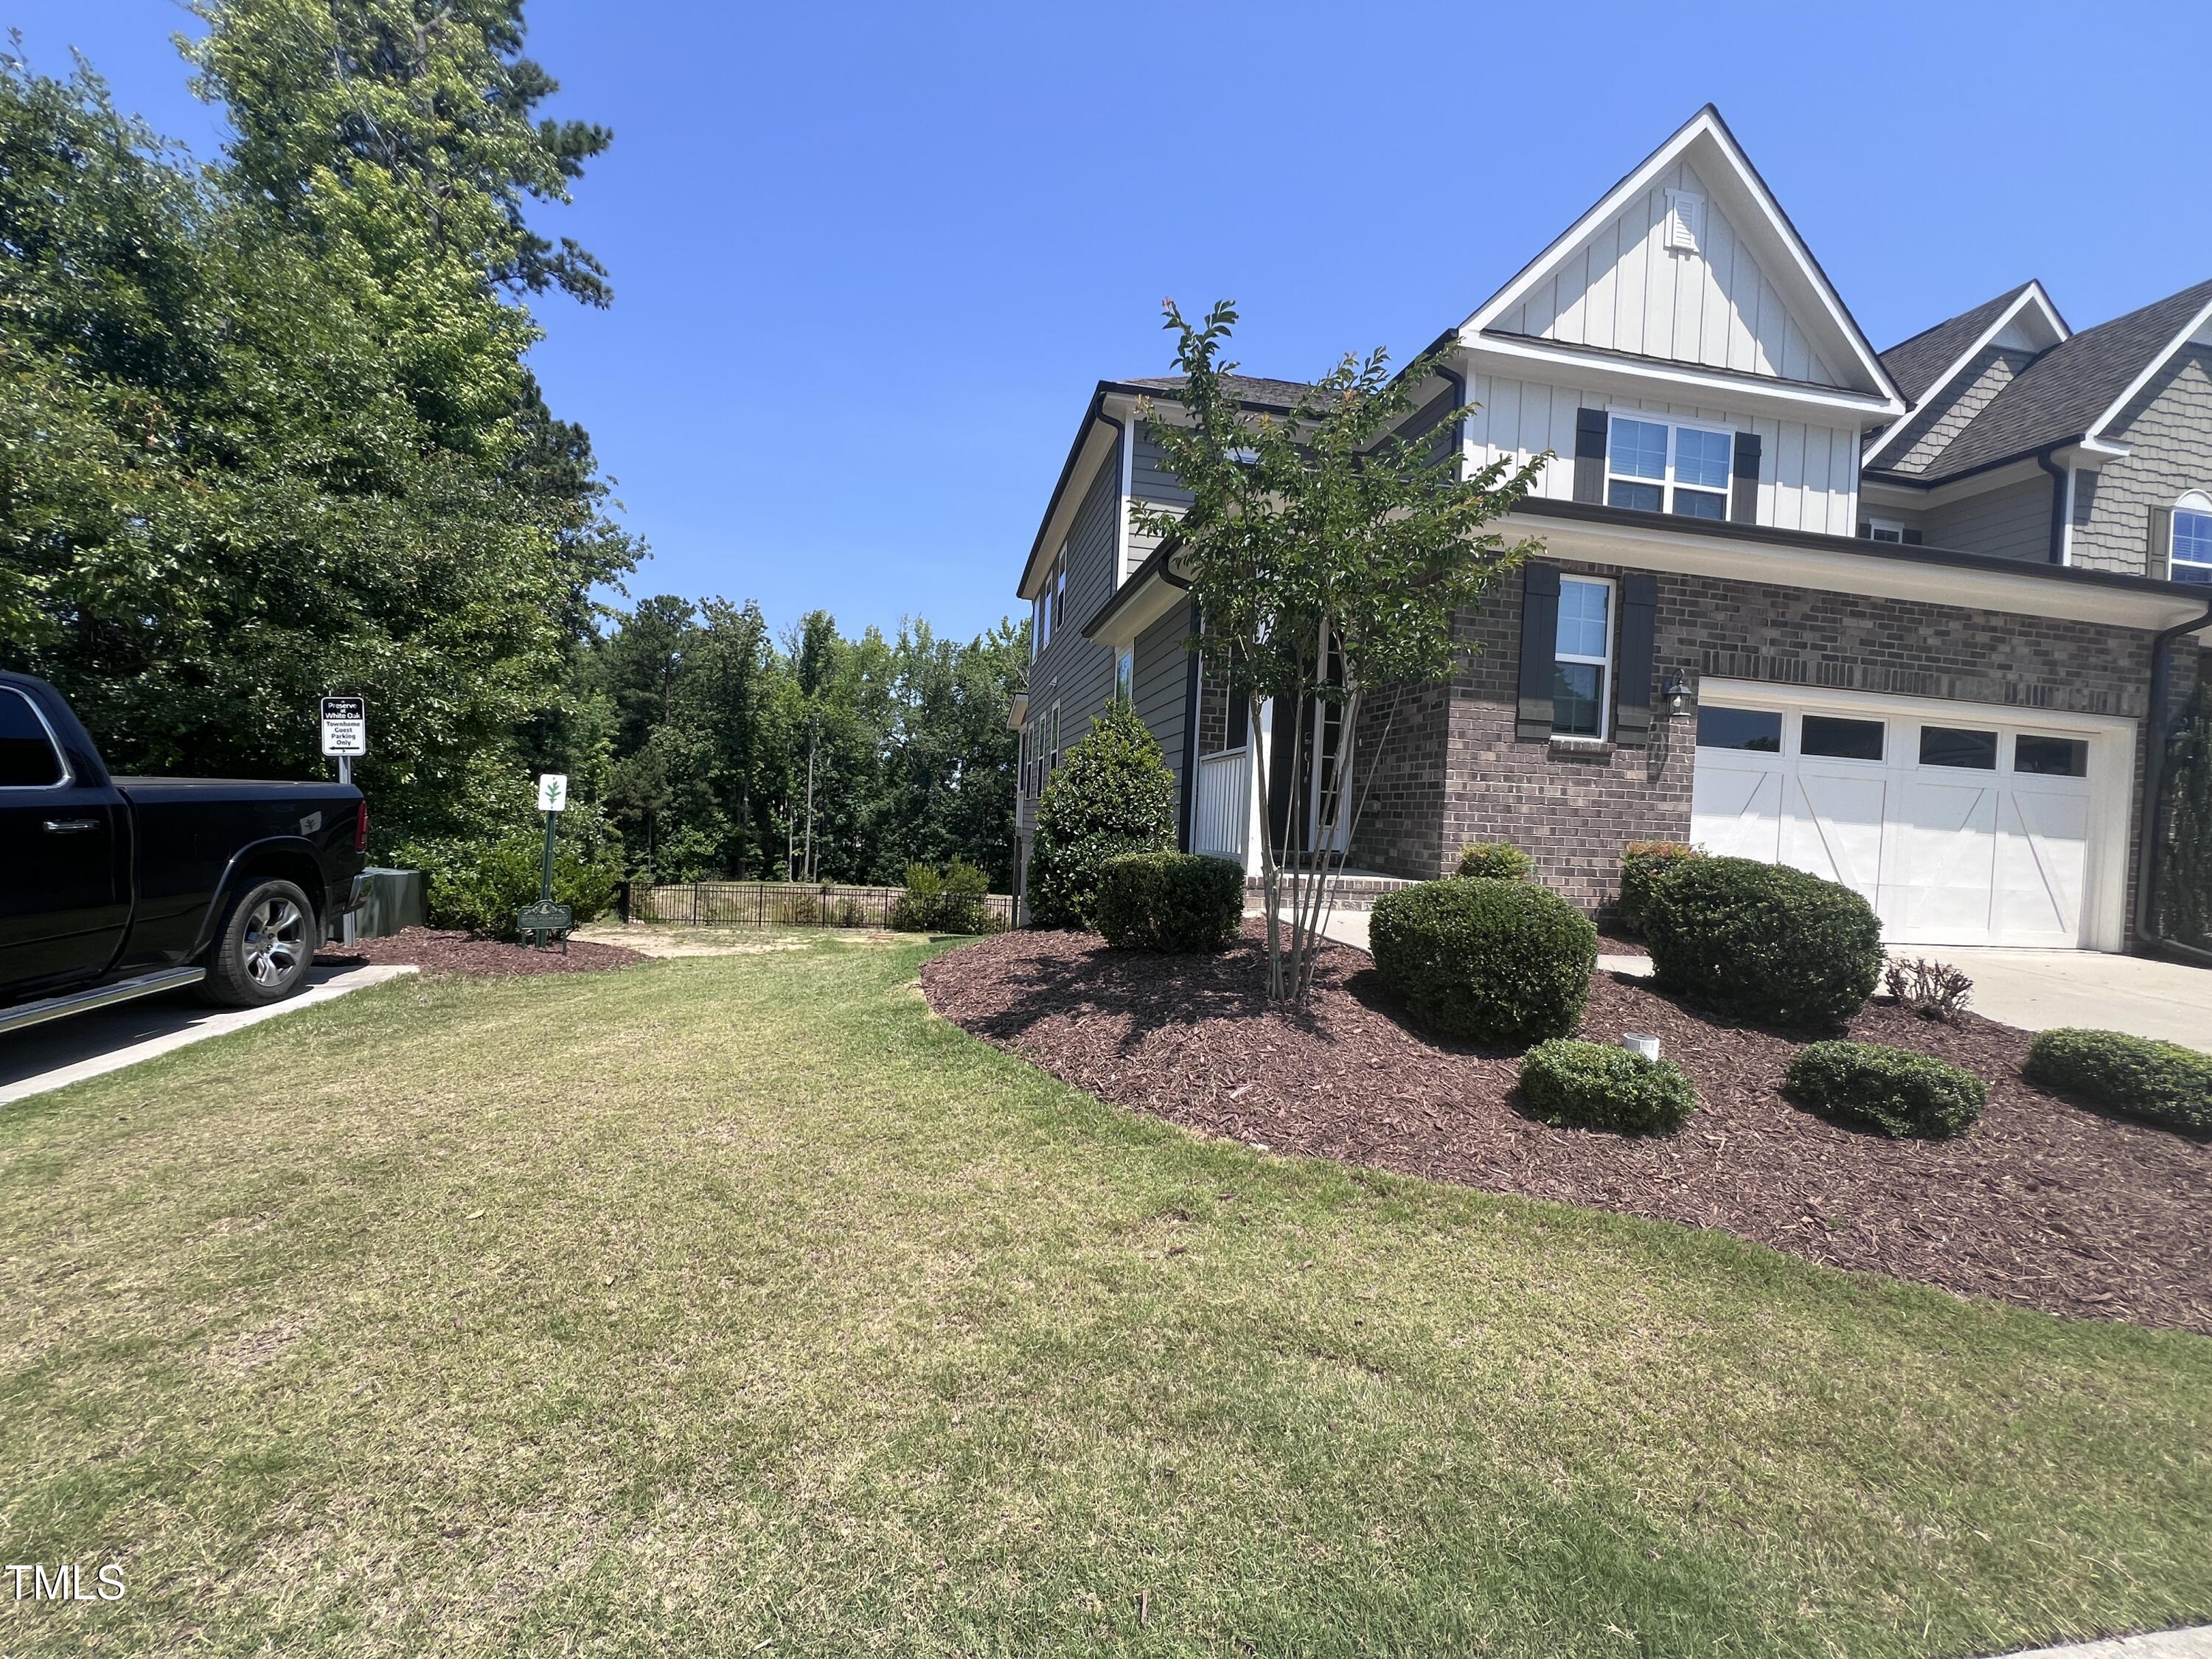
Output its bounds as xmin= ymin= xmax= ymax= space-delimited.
xmin=923 ymin=925 xmax=2212 ymax=1337
xmin=316 ymin=927 xmax=644 ymax=977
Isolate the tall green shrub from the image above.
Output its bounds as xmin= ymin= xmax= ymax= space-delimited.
xmin=1645 ymin=857 xmax=1882 ymax=1029
xmin=1026 ymin=703 xmax=1176 ymax=929
xmin=1618 ymin=841 xmax=1704 ymax=933
xmin=1369 ymin=877 xmax=1596 ymax=1044
xmin=2159 ymin=686 xmax=2211 ymax=950
xmin=891 ymin=860 xmax=995 ymax=933
xmin=398 ymin=824 xmax=622 ymax=938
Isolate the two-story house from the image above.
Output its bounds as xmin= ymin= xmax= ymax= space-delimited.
xmin=1012 ymin=106 xmax=2212 ymax=952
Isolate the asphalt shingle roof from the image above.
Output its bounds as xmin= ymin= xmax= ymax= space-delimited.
xmin=1877 ymin=283 xmax=2035 ymax=407
xmin=1116 ymin=372 xmax=1314 ymax=411
xmin=1882 ymin=277 xmax=2212 ymax=482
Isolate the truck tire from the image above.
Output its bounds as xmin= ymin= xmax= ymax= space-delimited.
xmin=200 ymin=877 xmax=318 ymax=1007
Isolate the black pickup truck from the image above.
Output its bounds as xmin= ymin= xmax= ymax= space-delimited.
xmin=0 ymin=672 xmax=368 ymax=1033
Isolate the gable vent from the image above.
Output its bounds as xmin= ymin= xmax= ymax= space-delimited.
xmin=1663 ymin=188 xmax=1704 ymax=255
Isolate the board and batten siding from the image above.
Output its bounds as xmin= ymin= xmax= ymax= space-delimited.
xmin=1494 ymin=159 xmax=1843 ymax=388
xmin=1133 ymin=599 xmax=1193 ymax=802
xmin=1464 ymin=373 xmax=1860 ymax=535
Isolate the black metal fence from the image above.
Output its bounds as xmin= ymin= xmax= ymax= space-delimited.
xmin=617 ymin=880 xmax=1014 ymax=931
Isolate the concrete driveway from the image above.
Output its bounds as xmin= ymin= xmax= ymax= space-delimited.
xmin=1313 ymin=910 xmax=2211 ymax=1053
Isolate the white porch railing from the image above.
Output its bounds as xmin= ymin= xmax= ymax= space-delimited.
xmin=1194 ymin=748 xmax=1251 ymax=862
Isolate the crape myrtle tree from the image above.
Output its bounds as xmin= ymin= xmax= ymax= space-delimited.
xmin=1131 ymin=301 xmax=1546 ymax=1004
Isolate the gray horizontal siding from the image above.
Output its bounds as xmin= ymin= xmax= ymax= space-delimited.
xmin=1128 ymin=420 xmax=1193 ymax=567
xmin=1027 ymin=438 xmax=1121 ymax=756
xmin=1924 ymin=476 xmax=2052 ymax=563
xmin=1135 ymin=599 xmax=1193 ymax=796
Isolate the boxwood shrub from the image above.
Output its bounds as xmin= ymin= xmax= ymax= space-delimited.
xmin=1784 ymin=1040 xmax=1986 ymax=1138
xmin=1455 ymin=841 xmax=1534 ymax=881
xmin=1368 ymin=877 xmax=1597 ymax=1045
xmin=1517 ymin=1038 xmax=1698 ymax=1133
xmin=1096 ymin=852 xmax=1245 ymax=953
xmin=2025 ymin=1028 xmax=2212 ymax=1133
xmin=1027 ymin=702 xmax=1177 ymax=929
xmin=1644 ymin=856 xmax=1882 ymax=1029
xmin=1618 ymin=841 xmax=1703 ymax=933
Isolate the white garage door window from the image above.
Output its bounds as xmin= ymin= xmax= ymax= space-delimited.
xmin=1688 ymin=683 xmax=2132 ymax=950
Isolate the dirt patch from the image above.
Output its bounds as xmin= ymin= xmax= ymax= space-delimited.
xmin=318 ymin=928 xmax=644 ymax=977
xmin=923 ymin=925 xmax=2212 ymax=1336
xmin=571 ymin=923 xmax=908 ymax=957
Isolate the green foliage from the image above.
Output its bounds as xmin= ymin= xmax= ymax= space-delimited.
xmin=2025 ymin=1029 xmax=2212 ymax=1134
xmin=1027 ymin=703 xmax=1178 ymax=930
xmin=1784 ymin=1041 xmax=1987 ymax=1139
xmin=1456 ymin=842 xmax=1534 ymax=881
xmin=398 ymin=818 xmax=622 ymax=939
xmin=1369 ymin=878 xmax=1597 ymax=1045
xmin=1095 ymin=853 xmax=1245 ymax=953
xmin=0 ymin=27 xmax=635 ymax=847
xmin=891 ymin=860 xmax=996 ymax=935
xmin=1645 ymin=857 xmax=1883 ymax=1029
xmin=1517 ymin=1039 xmax=1699 ymax=1134
xmin=2157 ymin=685 xmax=2211 ymax=950
xmin=1618 ymin=841 xmax=1704 ymax=933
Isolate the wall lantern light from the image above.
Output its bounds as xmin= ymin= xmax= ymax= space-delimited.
xmin=1662 ymin=672 xmax=1693 ymax=718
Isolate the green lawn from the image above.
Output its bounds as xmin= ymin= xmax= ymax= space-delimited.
xmin=2 ymin=939 xmax=2207 ymax=1657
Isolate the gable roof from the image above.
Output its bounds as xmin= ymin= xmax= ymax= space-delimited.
xmin=1878 ymin=282 xmax=2040 ymax=406
xmin=1879 ymin=276 xmax=2212 ymax=483
xmin=1112 ymin=372 xmax=1312 ymax=412
xmin=1459 ymin=105 xmax=1902 ymax=415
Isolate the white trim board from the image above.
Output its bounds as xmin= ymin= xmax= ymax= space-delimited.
xmin=1863 ymin=281 xmax=2070 ymax=470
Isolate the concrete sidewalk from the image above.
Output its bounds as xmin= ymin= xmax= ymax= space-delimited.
xmin=1987 ymin=1630 xmax=2212 ymax=1658
xmin=0 ymin=964 xmax=417 ymax=1105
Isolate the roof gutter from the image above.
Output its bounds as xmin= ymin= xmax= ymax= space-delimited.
xmin=2036 ymin=445 xmax=2071 ymax=566
xmin=2136 ymin=590 xmax=2212 ymax=964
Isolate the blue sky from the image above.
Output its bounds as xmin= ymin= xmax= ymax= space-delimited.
xmin=14 ymin=2 xmax=2211 ymax=643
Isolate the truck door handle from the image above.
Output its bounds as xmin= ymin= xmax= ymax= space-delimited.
xmin=43 ymin=818 xmax=99 ymax=834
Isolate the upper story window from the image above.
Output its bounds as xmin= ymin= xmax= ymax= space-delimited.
xmin=1114 ymin=647 xmax=1134 ymax=705
xmin=1606 ymin=415 xmax=1731 ymax=520
xmin=1032 ymin=546 xmax=1068 ymax=654
xmin=1551 ymin=576 xmax=1614 ymax=738
xmin=2174 ymin=493 xmax=2212 ymax=585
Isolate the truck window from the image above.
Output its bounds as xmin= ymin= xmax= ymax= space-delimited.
xmin=0 ymin=689 xmax=66 ymax=787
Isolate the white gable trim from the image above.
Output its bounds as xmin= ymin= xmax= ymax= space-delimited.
xmin=2083 ymin=292 xmax=2212 ymax=444
xmin=1466 ymin=333 xmax=1898 ymax=422
xmin=1862 ymin=281 xmax=2070 ymax=470
xmin=1461 ymin=105 xmax=1902 ymax=417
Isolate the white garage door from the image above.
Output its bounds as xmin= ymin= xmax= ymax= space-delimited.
xmin=1688 ymin=686 xmax=2126 ymax=949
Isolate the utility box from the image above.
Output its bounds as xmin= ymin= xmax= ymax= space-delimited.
xmin=357 ymin=867 xmax=428 ymax=937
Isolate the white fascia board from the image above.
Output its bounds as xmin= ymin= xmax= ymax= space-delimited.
xmin=1861 ymin=282 xmax=2071 ymax=468
xmin=2084 ymin=295 xmax=2212 ymax=441
xmin=1083 ymin=563 xmax=1187 ymax=653
xmin=1502 ymin=509 xmax=2211 ymax=633
xmin=1461 ymin=107 xmax=1899 ymax=406
xmin=1017 ymin=414 xmax=1121 ymax=602
xmin=1007 ymin=692 xmax=1029 ymax=733
xmin=1467 ymin=335 xmax=1901 ymax=423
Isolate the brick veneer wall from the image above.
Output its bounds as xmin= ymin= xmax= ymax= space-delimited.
xmin=1346 ymin=555 xmax=2191 ymax=939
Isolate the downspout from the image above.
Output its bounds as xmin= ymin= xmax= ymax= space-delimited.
xmin=2135 ymin=590 xmax=2212 ymax=963
xmin=2036 ymin=446 xmax=2070 ymax=566
xmin=1097 ymin=408 xmax=1130 ymax=583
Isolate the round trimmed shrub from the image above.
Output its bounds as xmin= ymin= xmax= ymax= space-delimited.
xmin=2025 ymin=1028 xmax=2211 ymax=1134
xmin=1456 ymin=841 xmax=1534 ymax=881
xmin=1368 ymin=877 xmax=1597 ymax=1044
xmin=1644 ymin=857 xmax=1882 ymax=1029
xmin=1518 ymin=1038 xmax=1698 ymax=1133
xmin=1096 ymin=852 xmax=1245 ymax=952
xmin=1027 ymin=702 xmax=1176 ymax=930
xmin=1784 ymin=1040 xmax=1986 ymax=1138
xmin=1618 ymin=841 xmax=1703 ymax=933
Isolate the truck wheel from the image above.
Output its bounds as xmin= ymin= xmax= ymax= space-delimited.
xmin=201 ymin=878 xmax=317 ymax=1007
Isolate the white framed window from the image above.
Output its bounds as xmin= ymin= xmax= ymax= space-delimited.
xmin=1552 ymin=576 xmax=1614 ymax=738
xmin=1606 ymin=414 xmax=1732 ymax=520
xmin=1114 ymin=647 xmax=1134 ymax=704
xmin=1864 ymin=518 xmax=1905 ymax=544
xmin=2174 ymin=491 xmax=2212 ymax=585
xmin=1048 ymin=699 xmax=1062 ymax=769
xmin=1052 ymin=546 xmax=1068 ymax=632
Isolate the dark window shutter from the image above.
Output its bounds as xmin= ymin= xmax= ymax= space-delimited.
xmin=1573 ymin=409 xmax=1607 ymax=504
xmin=1515 ymin=563 xmax=1561 ymax=740
xmin=1613 ymin=574 xmax=1659 ymax=748
xmin=2149 ymin=507 xmax=2174 ymax=580
xmin=1902 ymin=528 xmax=1924 ymax=546
xmin=1857 ymin=521 xmax=1872 ymax=539
xmin=1730 ymin=431 xmax=1762 ymax=524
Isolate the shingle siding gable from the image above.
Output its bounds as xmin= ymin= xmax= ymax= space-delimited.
xmin=2071 ymin=344 xmax=2212 ymax=577
xmin=1886 ymin=346 xmax=2037 ymax=476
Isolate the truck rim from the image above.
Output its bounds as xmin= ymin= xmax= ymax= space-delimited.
xmin=243 ymin=897 xmax=305 ymax=988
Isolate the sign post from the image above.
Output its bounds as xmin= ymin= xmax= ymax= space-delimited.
xmin=518 ymin=773 xmax=572 ymax=949
xmin=320 ymin=697 xmax=368 ymax=945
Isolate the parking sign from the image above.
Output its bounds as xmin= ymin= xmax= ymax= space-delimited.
xmin=320 ymin=696 xmax=367 ymax=757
